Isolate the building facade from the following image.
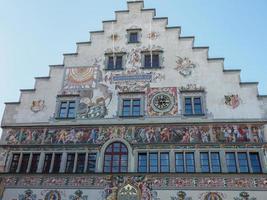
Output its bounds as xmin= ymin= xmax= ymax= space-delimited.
xmin=1 ymin=1 xmax=267 ymax=199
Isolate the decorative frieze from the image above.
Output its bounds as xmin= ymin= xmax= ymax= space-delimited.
xmin=3 ymin=124 xmax=264 ymax=145
xmin=1 ymin=174 xmax=267 ymax=191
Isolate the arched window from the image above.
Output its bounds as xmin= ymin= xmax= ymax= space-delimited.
xmin=103 ymin=142 xmax=128 ymax=173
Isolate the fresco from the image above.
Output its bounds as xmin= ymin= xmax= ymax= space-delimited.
xmin=147 ymin=87 xmax=178 ymax=116
xmin=69 ymin=190 xmax=88 ymax=200
xmin=148 ymin=32 xmax=160 ymax=40
xmin=18 ymin=189 xmax=37 ymax=200
xmin=234 ymin=192 xmax=257 ymax=200
xmin=30 ymin=100 xmax=45 ymax=113
xmin=171 ymin=191 xmax=192 ymax=200
xmin=5 ymin=128 xmax=44 ymax=145
xmin=2 ymin=175 xmax=267 ymax=192
xmin=43 ymin=190 xmax=62 ymax=200
xmin=61 ymin=59 xmax=112 ymax=119
xmin=199 ymin=192 xmax=225 ymax=200
xmin=174 ymin=57 xmax=197 ymax=77
xmin=4 ymin=124 xmax=264 ymax=145
xmin=224 ymin=94 xmax=241 ymax=109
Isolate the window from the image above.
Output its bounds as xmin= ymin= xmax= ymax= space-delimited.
xmin=43 ymin=153 xmax=52 ymax=173
xmin=129 ymin=32 xmax=139 ymax=43
xmin=10 ymin=154 xmax=20 ymax=173
xmin=103 ymin=142 xmax=128 ymax=173
xmin=185 ymin=152 xmax=195 ymax=173
xmin=52 ymin=153 xmax=62 ymax=173
xmin=238 ymin=153 xmax=249 ymax=173
xmin=19 ymin=154 xmax=30 ymax=173
xmin=142 ymin=52 xmax=161 ymax=68
xmin=200 ymin=152 xmax=209 ymax=173
xmin=138 ymin=153 xmax=147 ymax=172
xmin=122 ymin=99 xmax=141 ymax=117
xmin=66 ymin=153 xmax=75 ymax=173
xmin=175 ymin=152 xmax=195 ymax=173
xmin=249 ymin=153 xmax=262 ymax=173
xmin=226 ymin=153 xmax=237 ymax=173
xmin=127 ymin=29 xmax=141 ymax=43
xmin=107 ymin=55 xmax=124 ymax=70
xmin=184 ymin=97 xmax=203 ymax=115
xmin=149 ymin=153 xmax=158 ymax=173
xmin=160 ymin=153 xmax=169 ymax=172
xmin=87 ymin=153 xmax=97 ymax=173
xmin=30 ymin=153 xmax=40 ymax=173
xmin=76 ymin=153 xmax=86 ymax=173
xmin=211 ymin=152 xmax=221 ymax=173
xmin=58 ymin=101 xmax=76 ymax=119
xmin=175 ymin=153 xmax=184 ymax=173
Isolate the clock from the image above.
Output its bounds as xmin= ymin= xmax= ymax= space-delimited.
xmin=151 ymin=92 xmax=174 ymax=113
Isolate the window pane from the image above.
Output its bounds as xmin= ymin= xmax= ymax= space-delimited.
xmin=52 ymin=153 xmax=62 ymax=173
xmin=226 ymin=153 xmax=237 ymax=173
xmin=59 ymin=108 xmax=67 ymax=118
xmin=149 ymin=153 xmax=158 ymax=172
xmin=87 ymin=153 xmax=97 ymax=173
xmin=138 ymin=153 xmax=147 ymax=172
xmin=30 ymin=153 xmax=40 ymax=173
xmin=160 ymin=153 xmax=169 ymax=172
xmin=144 ymin=55 xmax=151 ymax=67
xmin=76 ymin=153 xmax=85 ymax=173
xmin=200 ymin=153 xmax=210 ymax=173
xmin=211 ymin=152 xmax=221 ymax=173
xmin=9 ymin=155 xmax=17 ymax=173
xmin=185 ymin=153 xmax=195 ymax=172
xmin=250 ymin=153 xmax=262 ymax=173
xmin=194 ymin=98 xmax=202 ymax=114
xmin=116 ymin=56 xmax=123 ymax=69
xmin=185 ymin=98 xmax=193 ymax=115
xmin=19 ymin=154 xmax=30 ymax=173
xmin=43 ymin=154 xmax=52 ymax=173
xmin=108 ymin=56 xmax=114 ymax=69
xmin=238 ymin=153 xmax=249 ymax=173
xmin=175 ymin=153 xmax=184 ymax=173
xmin=66 ymin=153 xmax=75 ymax=173
xmin=152 ymin=54 xmax=160 ymax=67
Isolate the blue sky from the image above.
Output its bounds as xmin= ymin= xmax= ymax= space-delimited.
xmin=0 ymin=0 xmax=266 ymax=129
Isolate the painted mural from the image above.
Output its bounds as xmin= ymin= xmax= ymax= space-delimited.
xmin=224 ymin=94 xmax=241 ymax=109
xmin=30 ymin=100 xmax=45 ymax=113
xmin=147 ymin=87 xmax=178 ymax=116
xmin=18 ymin=189 xmax=37 ymax=200
xmin=171 ymin=191 xmax=192 ymax=200
xmin=233 ymin=192 xmax=256 ymax=200
xmin=174 ymin=57 xmax=197 ymax=77
xmin=62 ymin=59 xmax=113 ymax=119
xmin=44 ymin=190 xmax=62 ymax=200
xmin=199 ymin=192 xmax=225 ymax=200
xmin=69 ymin=190 xmax=88 ymax=200
xmin=2 ymin=175 xmax=267 ymax=193
xmin=4 ymin=124 xmax=264 ymax=145
xmin=148 ymin=32 xmax=160 ymax=40
xmin=104 ymin=45 xmax=165 ymax=93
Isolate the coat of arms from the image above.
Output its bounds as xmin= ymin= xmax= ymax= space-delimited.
xmin=69 ymin=190 xmax=88 ymax=200
xmin=175 ymin=57 xmax=196 ymax=77
xmin=224 ymin=94 xmax=241 ymax=109
xmin=31 ymin=100 xmax=45 ymax=112
xmin=18 ymin=189 xmax=37 ymax=200
xmin=234 ymin=192 xmax=256 ymax=200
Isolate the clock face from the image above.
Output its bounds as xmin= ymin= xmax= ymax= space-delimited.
xmin=152 ymin=93 xmax=174 ymax=112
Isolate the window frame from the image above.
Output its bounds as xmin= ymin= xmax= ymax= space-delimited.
xmin=226 ymin=152 xmax=237 ymax=173
xmin=55 ymin=97 xmax=78 ymax=120
xmin=105 ymin=53 xmax=126 ymax=71
xmin=175 ymin=152 xmax=196 ymax=173
xmin=141 ymin=51 xmax=163 ymax=69
xmin=103 ymin=142 xmax=128 ymax=173
xmin=118 ymin=93 xmax=145 ymax=118
xmin=179 ymin=90 xmax=207 ymax=117
xmin=127 ymin=28 xmax=141 ymax=44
